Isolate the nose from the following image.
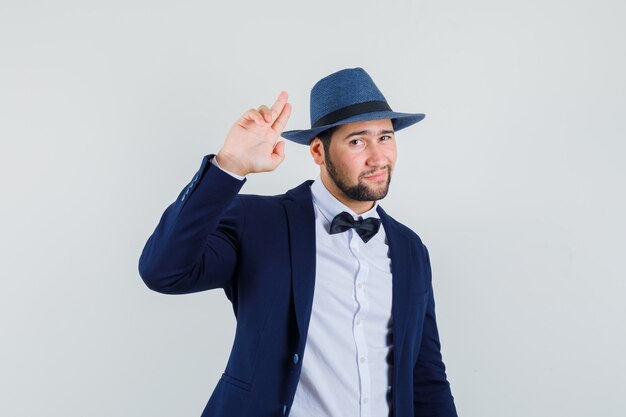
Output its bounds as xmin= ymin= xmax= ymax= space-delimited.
xmin=366 ymin=143 xmax=388 ymax=168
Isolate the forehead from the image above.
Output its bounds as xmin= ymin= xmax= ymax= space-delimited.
xmin=333 ymin=119 xmax=394 ymax=138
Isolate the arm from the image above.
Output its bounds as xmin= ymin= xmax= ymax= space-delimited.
xmin=413 ymin=244 xmax=458 ymax=417
xmin=138 ymin=154 xmax=247 ymax=294
xmin=137 ymin=91 xmax=292 ymax=294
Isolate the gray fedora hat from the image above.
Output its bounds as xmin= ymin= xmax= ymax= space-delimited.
xmin=281 ymin=67 xmax=425 ymax=145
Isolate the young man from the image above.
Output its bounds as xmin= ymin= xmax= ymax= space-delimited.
xmin=139 ymin=67 xmax=458 ymax=416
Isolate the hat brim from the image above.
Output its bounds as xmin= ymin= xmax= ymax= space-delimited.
xmin=280 ymin=111 xmax=425 ymax=145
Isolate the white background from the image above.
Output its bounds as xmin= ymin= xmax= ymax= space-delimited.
xmin=1 ymin=1 xmax=625 ymax=416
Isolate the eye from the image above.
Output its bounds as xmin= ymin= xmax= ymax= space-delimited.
xmin=350 ymin=139 xmax=363 ymax=146
xmin=380 ymin=135 xmax=393 ymax=141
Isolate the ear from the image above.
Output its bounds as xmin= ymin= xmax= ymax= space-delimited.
xmin=309 ymin=137 xmax=325 ymax=166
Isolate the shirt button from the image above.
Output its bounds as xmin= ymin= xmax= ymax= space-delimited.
xmin=363 ymin=398 xmax=369 ymax=404
xmin=357 ymin=282 xmax=364 ymax=289
xmin=360 ymin=357 xmax=366 ymax=363
xmin=356 ymin=319 xmax=361 ymax=326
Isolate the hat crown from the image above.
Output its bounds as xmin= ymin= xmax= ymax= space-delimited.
xmin=309 ymin=67 xmax=387 ymax=127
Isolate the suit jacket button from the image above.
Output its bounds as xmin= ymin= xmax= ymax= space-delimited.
xmin=293 ymin=354 xmax=299 ymax=364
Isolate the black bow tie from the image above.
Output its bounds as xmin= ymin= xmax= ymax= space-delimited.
xmin=329 ymin=211 xmax=382 ymax=243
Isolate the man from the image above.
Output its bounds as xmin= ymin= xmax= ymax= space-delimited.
xmin=139 ymin=67 xmax=458 ymax=416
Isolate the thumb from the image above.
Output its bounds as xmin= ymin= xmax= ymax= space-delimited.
xmin=271 ymin=140 xmax=286 ymax=164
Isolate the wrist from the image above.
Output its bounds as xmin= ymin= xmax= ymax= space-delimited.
xmin=215 ymin=152 xmax=248 ymax=177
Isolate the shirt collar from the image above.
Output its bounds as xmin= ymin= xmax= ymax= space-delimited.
xmin=310 ymin=175 xmax=380 ymax=228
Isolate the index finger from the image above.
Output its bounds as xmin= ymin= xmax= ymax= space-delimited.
xmin=270 ymin=91 xmax=288 ymax=119
xmin=272 ymin=102 xmax=291 ymax=134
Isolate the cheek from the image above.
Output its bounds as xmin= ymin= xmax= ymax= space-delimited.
xmin=346 ymin=155 xmax=367 ymax=171
xmin=332 ymin=148 xmax=367 ymax=175
xmin=335 ymin=150 xmax=361 ymax=167
xmin=334 ymin=158 xmax=362 ymax=179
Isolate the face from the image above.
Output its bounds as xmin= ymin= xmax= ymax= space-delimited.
xmin=312 ymin=119 xmax=397 ymax=206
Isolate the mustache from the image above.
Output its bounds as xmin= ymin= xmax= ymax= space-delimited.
xmin=360 ymin=166 xmax=391 ymax=178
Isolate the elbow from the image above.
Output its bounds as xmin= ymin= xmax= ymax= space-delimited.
xmin=138 ymin=255 xmax=211 ymax=295
xmin=138 ymin=264 xmax=165 ymax=294
xmin=137 ymin=253 xmax=177 ymax=294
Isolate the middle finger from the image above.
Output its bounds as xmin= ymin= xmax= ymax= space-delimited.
xmin=257 ymin=105 xmax=273 ymax=123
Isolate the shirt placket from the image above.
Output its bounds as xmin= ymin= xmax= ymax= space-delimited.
xmin=349 ymin=229 xmax=371 ymax=417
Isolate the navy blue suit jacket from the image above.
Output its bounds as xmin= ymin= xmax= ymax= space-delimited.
xmin=138 ymin=154 xmax=457 ymax=417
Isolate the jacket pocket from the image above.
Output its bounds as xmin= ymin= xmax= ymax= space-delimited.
xmin=201 ymin=373 xmax=252 ymax=416
xmin=220 ymin=372 xmax=252 ymax=392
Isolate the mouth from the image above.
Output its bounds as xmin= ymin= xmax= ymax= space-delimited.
xmin=364 ymin=170 xmax=387 ymax=181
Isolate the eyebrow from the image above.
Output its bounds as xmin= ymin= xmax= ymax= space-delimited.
xmin=342 ymin=129 xmax=395 ymax=141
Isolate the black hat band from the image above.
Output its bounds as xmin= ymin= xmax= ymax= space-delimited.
xmin=312 ymin=100 xmax=392 ymax=128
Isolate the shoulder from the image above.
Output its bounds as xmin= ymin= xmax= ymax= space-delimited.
xmin=380 ymin=208 xmax=431 ymax=260
xmin=237 ymin=179 xmax=314 ymax=210
xmin=236 ymin=189 xmax=291 ymax=210
xmin=380 ymin=208 xmax=425 ymax=245
xmin=233 ymin=187 xmax=308 ymax=239
xmin=234 ymin=181 xmax=311 ymax=221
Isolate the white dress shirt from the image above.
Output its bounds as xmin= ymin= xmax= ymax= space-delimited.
xmin=290 ymin=176 xmax=393 ymax=417
xmin=210 ymin=157 xmax=394 ymax=416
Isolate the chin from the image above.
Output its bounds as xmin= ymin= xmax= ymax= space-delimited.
xmin=360 ymin=184 xmax=390 ymax=201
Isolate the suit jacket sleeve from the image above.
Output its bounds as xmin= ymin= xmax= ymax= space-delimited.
xmin=138 ymin=154 xmax=246 ymax=294
xmin=413 ymin=243 xmax=458 ymax=417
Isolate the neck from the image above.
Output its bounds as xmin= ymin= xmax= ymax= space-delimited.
xmin=320 ymin=173 xmax=376 ymax=215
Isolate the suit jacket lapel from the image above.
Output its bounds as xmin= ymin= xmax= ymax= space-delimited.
xmin=377 ymin=205 xmax=412 ymax=383
xmin=283 ymin=180 xmax=317 ymax=340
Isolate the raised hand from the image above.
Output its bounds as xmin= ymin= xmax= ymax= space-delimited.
xmin=216 ymin=91 xmax=292 ymax=176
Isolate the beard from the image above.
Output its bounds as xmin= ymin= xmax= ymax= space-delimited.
xmin=325 ymin=151 xmax=392 ymax=201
